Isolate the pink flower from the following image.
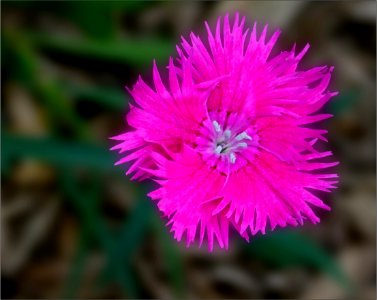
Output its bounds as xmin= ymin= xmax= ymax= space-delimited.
xmin=111 ymin=14 xmax=338 ymax=251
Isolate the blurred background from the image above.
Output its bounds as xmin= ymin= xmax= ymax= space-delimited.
xmin=1 ymin=1 xmax=376 ymax=299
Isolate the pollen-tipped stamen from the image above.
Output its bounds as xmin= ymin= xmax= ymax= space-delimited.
xmin=211 ymin=120 xmax=252 ymax=164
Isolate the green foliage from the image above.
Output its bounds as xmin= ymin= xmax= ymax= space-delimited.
xmin=59 ymin=171 xmax=116 ymax=297
xmin=3 ymin=30 xmax=89 ymax=139
xmin=61 ymin=81 xmax=128 ymax=111
xmin=60 ymin=1 xmax=151 ymax=39
xmin=153 ymin=216 xmax=185 ymax=298
xmin=62 ymin=2 xmax=118 ymax=39
xmin=25 ymin=32 xmax=174 ymax=68
xmin=100 ymin=189 xmax=154 ymax=298
xmin=63 ymin=227 xmax=91 ymax=299
xmin=328 ymin=89 xmax=360 ymax=115
xmin=1 ymin=133 xmax=116 ymax=173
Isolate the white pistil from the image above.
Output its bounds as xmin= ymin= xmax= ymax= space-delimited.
xmin=229 ymin=153 xmax=236 ymax=164
xmin=235 ymin=132 xmax=252 ymax=141
xmin=237 ymin=142 xmax=248 ymax=149
xmin=210 ymin=120 xmax=253 ymax=165
xmin=213 ymin=120 xmax=221 ymax=133
xmin=215 ymin=145 xmax=223 ymax=154
xmin=224 ymin=129 xmax=231 ymax=139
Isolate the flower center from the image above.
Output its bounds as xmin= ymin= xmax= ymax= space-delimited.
xmin=195 ymin=112 xmax=258 ymax=174
xmin=212 ymin=121 xmax=252 ymax=164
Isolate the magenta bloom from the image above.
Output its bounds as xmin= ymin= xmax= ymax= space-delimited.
xmin=111 ymin=14 xmax=338 ymax=250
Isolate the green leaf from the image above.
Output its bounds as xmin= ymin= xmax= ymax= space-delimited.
xmin=114 ymin=191 xmax=153 ymax=263
xmin=60 ymin=2 xmax=152 ymax=39
xmin=60 ymin=168 xmax=136 ymax=296
xmin=62 ymin=227 xmax=91 ymax=299
xmin=100 ymin=185 xmax=153 ymax=298
xmin=328 ymin=89 xmax=360 ymax=115
xmin=61 ymin=81 xmax=128 ymax=111
xmin=1 ymin=133 xmax=117 ymax=173
xmin=3 ymin=30 xmax=89 ymax=139
xmin=26 ymin=32 xmax=174 ymax=67
xmin=245 ymin=231 xmax=353 ymax=293
xmin=153 ymin=216 xmax=185 ymax=298
xmin=59 ymin=171 xmax=114 ymax=248
xmin=62 ymin=2 xmax=117 ymax=39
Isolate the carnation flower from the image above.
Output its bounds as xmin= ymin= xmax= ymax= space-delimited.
xmin=111 ymin=14 xmax=338 ymax=250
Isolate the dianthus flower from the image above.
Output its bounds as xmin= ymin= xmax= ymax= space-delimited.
xmin=111 ymin=14 xmax=338 ymax=250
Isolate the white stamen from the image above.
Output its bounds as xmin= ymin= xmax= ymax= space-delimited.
xmin=215 ymin=145 xmax=223 ymax=154
xmin=237 ymin=142 xmax=248 ymax=148
xmin=236 ymin=132 xmax=252 ymax=141
xmin=229 ymin=153 xmax=236 ymax=164
xmin=224 ymin=129 xmax=231 ymax=139
xmin=213 ymin=121 xmax=221 ymax=132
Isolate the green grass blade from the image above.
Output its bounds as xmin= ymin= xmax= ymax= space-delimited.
xmin=1 ymin=133 xmax=117 ymax=173
xmin=3 ymin=30 xmax=89 ymax=139
xmin=59 ymin=171 xmax=118 ymax=296
xmin=26 ymin=32 xmax=174 ymax=67
xmin=62 ymin=2 xmax=117 ymax=39
xmin=62 ymin=227 xmax=91 ymax=299
xmin=61 ymin=81 xmax=128 ymax=111
xmin=153 ymin=216 xmax=185 ymax=298
xmin=100 ymin=186 xmax=153 ymax=298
